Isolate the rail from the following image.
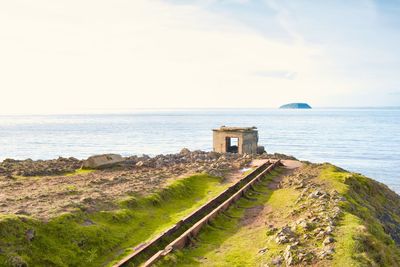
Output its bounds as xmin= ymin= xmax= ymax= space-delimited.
xmin=113 ymin=159 xmax=281 ymax=267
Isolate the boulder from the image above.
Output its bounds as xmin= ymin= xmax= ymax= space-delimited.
xmin=257 ymin=146 xmax=266 ymax=154
xmin=82 ymin=154 xmax=125 ymax=169
xmin=180 ymin=148 xmax=191 ymax=155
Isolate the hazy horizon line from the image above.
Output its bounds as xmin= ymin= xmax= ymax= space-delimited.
xmin=0 ymin=106 xmax=399 ymax=116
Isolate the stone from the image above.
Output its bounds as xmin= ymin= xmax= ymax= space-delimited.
xmin=25 ymin=229 xmax=35 ymax=241
xmin=82 ymin=154 xmax=125 ymax=169
xmin=297 ymin=219 xmax=311 ymax=230
xmin=318 ymin=247 xmax=334 ymax=259
xmin=323 ymin=236 xmax=334 ymax=246
xmin=271 ymin=256 xmax=283 ymax=265
xmin=266 ymin=227 xmax=278 ymax=236
xmin=280 ymin=226 xmax=295 ymax=236
xmin=5 ymin=255 xmax=28 ymax=267
xmin=258 ymin=247 xmax=268 ymax=254
xmin=283 ymin=245 xmax=297 ymax=266
xmin=15 ymin=209 xmax=30 ymax=216
xmin=179 ymin=148 xmax=191 ymax=155
xmin=82 ymin=219 xmax=95 ymax=226
xmin=257 ymin=146 xmax=266 ymax=154
xmin=275 ymin=235 xmax=289 ymax=244
xmin=308 ymin=190 xmax=323 ymax=199
xmin=135 ymin=161 xmax=144 ymax=167
xmin=325 ymin=226 xmax=334 ymax=235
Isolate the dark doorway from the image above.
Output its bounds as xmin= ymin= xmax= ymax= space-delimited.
xmin=226 ymin=137 xmax=239 ymax=153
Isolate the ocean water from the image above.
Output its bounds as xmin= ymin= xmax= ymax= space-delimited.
xmin=0 ymin=108 xmax=399 ymax=192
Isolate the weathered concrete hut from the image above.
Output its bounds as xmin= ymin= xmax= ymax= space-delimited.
xmin=212 ymin=126 xmax=259 ymax=154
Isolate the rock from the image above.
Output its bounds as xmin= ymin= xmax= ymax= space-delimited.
xmin=257 ymin=146 xmax=266 ymax=154
xmin=296 ymin=219 xmax=311 ymax=230
xmin=135 ymin=161 xmax=144 ymax=167
xmin=318 ymin=247 xmax=334 ymax=259
xmin=82 ymin=154 xmax=125 ymax=169
xmin=258 ymin=247 xmax=268 ymax=254
xmin=323 ymin=236 xmax=334 ymax=246
xmin=15 ymin=209 xmax=30 ymax=216
xmin=325 ymin=225 xmax=334 ymax=235
xmin=5 ymin=255 xmax=28 ymax=267
xmin=82 ymin=219 xmax=95 ymax=226
xmin=266 ymin=227 xmax=278 ymax=236
xmin=308 ymin=190 xmax=323 ymax=199
xmin=279 ymin=226 xmax=295 ymax=236
xmin=275 ymin=235 xmax=289 ymax=244
xmin=179 ymin=148 xmax=191 ymax=155
xmin=295 ymin=182 xmax=305 ymax=189
xmin=271 ymin=255 xmax=283 ymax=265
xmin=275 ymin=226 xmax=295 ymax=244
xmin=25 ymin=229 xmax=35 ymax=241
xmin=283 ymin=245 xmax=297 ymax=266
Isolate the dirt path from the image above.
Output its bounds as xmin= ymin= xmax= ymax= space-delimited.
xmin=242 ymin=160 xmax=303 ymax=229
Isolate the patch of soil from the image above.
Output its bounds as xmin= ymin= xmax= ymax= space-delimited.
xmin=0 ymin=151 xmax=274 ymax=220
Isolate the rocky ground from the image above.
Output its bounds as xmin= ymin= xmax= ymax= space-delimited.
xmin=0 ymin=150 xmax=295 ymax=220
xmin=0 ymin=157 xmax=82 ymax=177
xmin=265 ymin=164 xmax=344 ymax=266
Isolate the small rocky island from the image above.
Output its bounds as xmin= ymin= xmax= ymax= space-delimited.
xmin=280 ymin=103 xmax=312 ymax=109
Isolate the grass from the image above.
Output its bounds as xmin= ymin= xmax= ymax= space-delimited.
xmin=0 ymin=173 xmax=229 ymax=267
xmin=65 ymin=168 xmax=94 ymax=176
xmin=318 ymin=164 xmax=400 ymax=267
xmin=8 ymin=168 xmax=94 ymax=181
xmin=156 ymin=169 xmax=287 ymax=267
xmin=3 ymin=163 xmax=400 ymax=267
xmin=156 ymin=164 xmax=400 ymax=267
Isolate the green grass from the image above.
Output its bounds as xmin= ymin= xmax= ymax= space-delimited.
xmin=318 ymin=164 xmax=400 ymax=267
xmin=156 ymin=170 xmax=287 ymax=267
xmin=156 ymin=164 xmax=400 ymax=267
xmin=267 ymin=187 xmax=298 ymax=211
xmin=65 ymin=168 xmax=94 ymax=176
xmin=0 ymin=173 xmax=228 ymax=267
xmin=333 ymin=212 xmax=364 ymax=267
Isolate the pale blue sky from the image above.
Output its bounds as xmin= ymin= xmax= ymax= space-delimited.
xmin=169 ymin=0 xmax=400 ymax=105
xmin=0 ymin=0 xmax=399 ymax=114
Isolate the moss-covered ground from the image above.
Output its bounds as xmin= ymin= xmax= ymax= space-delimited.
xmin=156 ymin=164 xmax=400 ymax=267
xmin=0 ymin=173 xmax=229 ymax=267
xmin=3 ymin=163 xmax=400 ymax=267
xmin=319 ymin=164 xmax=400 ymax=266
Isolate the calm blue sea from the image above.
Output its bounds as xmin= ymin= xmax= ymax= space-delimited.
xmin=0 ymin=108 xmax=399 ymax=192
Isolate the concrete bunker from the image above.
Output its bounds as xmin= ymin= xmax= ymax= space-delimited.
xmin=213 ymin=126 xmax=259 ymax=154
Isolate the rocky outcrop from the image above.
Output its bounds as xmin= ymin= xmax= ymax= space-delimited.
xmin=266 ymin=164 xmax=344 ymax=266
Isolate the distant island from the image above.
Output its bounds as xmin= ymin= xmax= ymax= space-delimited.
xmin=280 ymin=103 xmax=312 ymax=109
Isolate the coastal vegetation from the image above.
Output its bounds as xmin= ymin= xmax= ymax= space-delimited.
xmin=0 ymin=173 xmax=229 ymax=266
xmin=157 ymin=163 xmax=400 ymax=267
xmin=1 ymin=152 xmax=400 ymax=266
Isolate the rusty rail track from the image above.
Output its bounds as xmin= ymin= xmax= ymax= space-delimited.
xmin=113 ymin=159 xmax=281 ymax=267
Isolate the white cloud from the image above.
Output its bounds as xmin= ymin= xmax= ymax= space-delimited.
xmin=0 ymin=0 xmax=350 ymax=114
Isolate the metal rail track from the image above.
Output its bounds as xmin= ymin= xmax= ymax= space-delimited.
xmin=113 ymin=159 xmax=281 ymax=267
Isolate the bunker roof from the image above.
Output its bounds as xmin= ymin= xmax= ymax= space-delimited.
xmin=212 ymin=126 xmax=257 ymax=133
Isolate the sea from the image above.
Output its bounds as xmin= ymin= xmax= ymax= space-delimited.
xmin=1 ymin=108 xmax=399 ymax=193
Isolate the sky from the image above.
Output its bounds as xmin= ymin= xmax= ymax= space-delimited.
xmin=0 ymin=0 xmax=399 ymax=114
